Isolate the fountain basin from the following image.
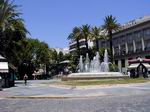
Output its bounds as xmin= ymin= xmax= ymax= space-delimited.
xmin=62 ymin=72 xmax=129 ymax=81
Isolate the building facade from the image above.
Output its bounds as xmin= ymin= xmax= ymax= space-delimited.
xmin=69 ymin=39 xmax=93 ymax=54
xmin=98 ymin=16 xmax=150 ymax=73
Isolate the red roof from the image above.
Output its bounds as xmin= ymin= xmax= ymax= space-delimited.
xmin=128 ymin=58 xmax=150 ymax=64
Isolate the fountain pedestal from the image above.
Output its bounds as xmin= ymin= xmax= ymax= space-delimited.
xmin=62 ymin=72 xmax=129 ymax=81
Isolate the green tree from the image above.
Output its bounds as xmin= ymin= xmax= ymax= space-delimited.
xmin=68 ymin=27 xmax=82 ymax=57
xmin=58 ymin=51 xmax=64 ymax=63
xmin=63 ymin=53 xmax=71 ymax=61
xmin=14 ymin=38 xmax=51 ymax=79
xmin=52 ymin=50 xmax=58 ymax=63
xmin=80 ymin=24 xmax=91 ymax=54
xmin=90 ymin=26 xmax=105 ymax=52
xmin=99 ymin=48 xmax=111 ymax=62
xmin=103 ymin=15 xmax=120 ymax=63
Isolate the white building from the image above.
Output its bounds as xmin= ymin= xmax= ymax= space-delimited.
xmin=53 ymin=47 xmax=69 ymax=54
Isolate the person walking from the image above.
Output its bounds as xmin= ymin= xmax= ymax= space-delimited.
xmin=0 ymin=76 xmax=2 ymax=91
xmin=23 ymin=74 xmax=28 ymax=85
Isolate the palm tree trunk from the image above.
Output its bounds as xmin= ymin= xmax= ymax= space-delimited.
xmin=109 ymin=30 xmax=113 ymax=63
xmin=85 ymin=37 xmax=89 ymax=54
xmin=96 ymin=39 xmax=99 ymax=51
xmin=0 ymin=31 xmax=7 ymax=57
xmin=76 ymin=38 xmax=80 ymax=57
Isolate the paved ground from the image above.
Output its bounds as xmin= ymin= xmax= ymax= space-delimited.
xmin=1 ymin=79 xmax=150 ymax=112
xmin=1 ymin=94 xmax=150 ymax=112
xmin=1 ymin=80 xmax=150 ymax=98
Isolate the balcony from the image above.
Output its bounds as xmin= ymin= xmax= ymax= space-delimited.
xmin=69 ymin=45 xmax=77 ymax=50
xmin=69 ymin=39 xmax=86 ymax=46
xmin=128 ymin=50 xmax=134 ymax=54
xmin=69 ymin=48 xmax=76 ymax=52
xmin=143 ymin=36 xmax=150 ymax=42
xmin=136 ymin=48 xmax=142 ymax=53
xmin=80 ymin=45 xmax=86 ymax=48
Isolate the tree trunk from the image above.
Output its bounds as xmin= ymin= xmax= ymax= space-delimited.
xmin=96 ymin=39 xmax=99 ymax=52
xmin=85 ymin=36 xmax=89 ymax=54
xmin=109 ymin=30 xmax=113 ymax=63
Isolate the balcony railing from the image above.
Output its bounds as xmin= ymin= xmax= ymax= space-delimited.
xmin=145 ymin=47 xmax=150 ymax=51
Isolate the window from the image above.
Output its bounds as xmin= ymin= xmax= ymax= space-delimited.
xmin=136 ymin=41 xmax=142 ymax=52
xmin=144 ymin=28 xmax=150 ymax=36
xmin=121 ymin=59 xmax=125 ymax=67
xmin=134 ymin=31 xmax=141 ymax=42
xmin=115 ymin=60 xmax=118 ymax=66
xmin=145 ymin=55 xmax=150 ymax=59
xmin=128 ymin=43 xmax=134 ymax=53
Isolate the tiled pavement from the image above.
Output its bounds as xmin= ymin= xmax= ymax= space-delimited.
xmin=1 ymin=79 xmax=150 ymax=98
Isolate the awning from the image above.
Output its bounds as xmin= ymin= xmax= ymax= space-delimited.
xmin=128 ymin=63 xmax=140 ymax=69
xmin=143 ymin=63 xmax=150 ymax=68
xmin=128 ymin=63 xmax=150 ymax=69
xmin=35 ymin=69 xmax=45 ymax=76
xmin=0 ymin=62 xmax=9 ymax=73
xmin=0 ymin=55 xmax=5 ymax=59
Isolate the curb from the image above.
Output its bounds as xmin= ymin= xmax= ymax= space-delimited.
xmin=3 ymin=94 xmax=112 ymax=99
xmin=5 ymin=96 xmax=70 ymax=99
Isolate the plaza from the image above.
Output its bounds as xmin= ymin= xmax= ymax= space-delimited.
xmin=0 ymin=0 xmax=150 ymax=112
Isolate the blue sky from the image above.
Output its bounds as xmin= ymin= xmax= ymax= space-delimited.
xmin=14 ymin=0 xmax=150 ymax=48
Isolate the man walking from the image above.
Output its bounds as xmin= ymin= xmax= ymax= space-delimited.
xmin=23 ymin=74 xmax=28 ymax=85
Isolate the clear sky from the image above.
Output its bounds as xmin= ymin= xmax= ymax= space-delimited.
xmin=14 ymin=0 xmax=150 ymax=48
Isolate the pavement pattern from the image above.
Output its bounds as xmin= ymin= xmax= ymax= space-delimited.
xmin=0 ymin=94 xmax=150 ymax=112
xmin=0 ymin=80 xmax=150 ymax=112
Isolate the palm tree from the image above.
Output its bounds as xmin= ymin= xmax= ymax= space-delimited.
xmin=68 ymin=27 xmax=82 ymax=56
xmin=12 ymin=19 xmax=29 ymax=40
xmin=90 ymin=26 xmax=105 ymax=52
xmin=0 ymin=0 xmax=21 ymax=31
xmin=0 ymin=0 xmax=28 ymax=55
xmin=103 ymin=15 xmax=120 ymax=63
xmin=80 ymin=24 xmax=91 ymax=54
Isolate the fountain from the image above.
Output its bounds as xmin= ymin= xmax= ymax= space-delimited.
xmin=62 ymin=49 xmax=129 ymax=81
xmin=78 ymin=49 xmax=109 ymax=73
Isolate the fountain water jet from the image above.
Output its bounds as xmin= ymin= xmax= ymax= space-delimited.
xmin=84 ymin=53 xmax=90 ymax=72
xmin=90 ymin=52 xmax=101 ymax=72
xmin=100 ymin=49 xmax=109 ymax=72
xmin=78 ymin=55 xmax=84 ymax=72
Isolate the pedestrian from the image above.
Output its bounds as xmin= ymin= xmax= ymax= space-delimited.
xmin=64 ymin=67 xmax=69 ymax=75
xmin=0 ymin=76 xmax=2 ymax=91
xmin=127 ymin=70 xmax=130 ymax=76
xmin=23 ymin=74 xmax=28 ymax=85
